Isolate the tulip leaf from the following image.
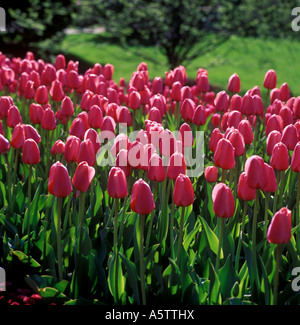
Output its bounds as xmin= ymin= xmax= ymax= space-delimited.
xmin=200 ymin=216 xmax=223 ymax=259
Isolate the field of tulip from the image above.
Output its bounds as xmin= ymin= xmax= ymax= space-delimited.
xmin=0 ymin=50 xmax=300 ymax=306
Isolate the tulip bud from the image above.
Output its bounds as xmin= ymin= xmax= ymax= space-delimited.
xmin=22 ymin=139 xmax=40 ymax=165
xmin=209 ymin=128 xmax=224 ymax=152
xmin=267 ymin=207 xmax=291 ymax=244
xmin=281 ymin=124 xmax=298 ymax=151
xmin=0 ymin=96 xmax=14 ymax=118
xmin=48 ymin=161 xmax=73 ymax=197
xmin=263 ymin=69 xmax=277 ymax=90
xmin=60 ymin=96 xmax=74 ymax=117
xmin=244 ymin=155 xmax=267 ymax=190
xmin=107 ymin=166 xmax=128 ymax=199
xmin=237 ymin=172 xmax=256 ymax=201
xmin=72 ymin=161 xmax=95 ymax=193
xmin=228 ymin=73 xmax=241 ymax=93
xmin=100 ymin=116 xmax=116 ymax=140
xmin=214 ymin=138 xmax=235 ymax=170
xmin=204 ymin=165 xmax=218 ymax=183
xmin=11 ymin=123 xmax=25 ymax=149
xmin=180 ymin=98 xmax=195 ymax=123
xmin=167 ymin=152 xmax=186 ymax=180
xmin=117 ymin=106 xmax=132 ymax=126
xmin=41 ymin=108 xmax=56 ymax=131
xmin=35 ymin=85 xmax=49 ymax=105
xmin=148 ymin=153 xmax=166 ymax=182
xmin=266 ymin=130 xmax=282 ymax=156
xmin=196 ymin=72 xmax=210 ymax=93
xmin=7 ymin=105 xmax=22 ymax=128
xmin=179 ymin=123 xmax=193 ymax=147
xmin=148 ymin=107 xmax=162 ymax=124
xmin=265 ymin=114 xmax=283 ymax=137
xmin=129 ymin=90 xmax=141 ymax=110
xmin=212 ymin=182 xmax=235 ymax=218
xmin=23 ymin=124 xmax=41 ymax=144
xmin=192 ymin=105 xmax=206 ymax=126
xmin=115 ymin=149 xmax=131 ymax=177
xmin=291 ymin=142 xmax=300 ymax=173
xmin=270 ymin=142 xmax=289 ymax=171
xmin=64 ymin=135 xmax=80 ymax=163
xmin=69 ymin=117 xmax=87 ymax=140
xmin=262 ymin=163 xmax=278 ymax=193
xmin=51 ymin=139 xmax=65 ymax=156
xmin=88 ymin=104 xmax=103 ymax=129
xmin=103 ymin=63 xmax=114 ymax=81
xmin=214 ymin=90 xmax=229 ymax=112
xmin=226 ymin=128 xmax=245 ymax=157
xmin=171 ymin=81 xmax=182 ymax=102
xmin=29 ymin=103 xmax=44 ymax=125
xmin=49 ymin=80 xmax=65 ymax=102
xmin=237 ymin=119 xmax=253 ymax=145
xmin=0 ymin=134 xmax=10 ymax=154
xmin=279 ymin=82 xmax=290 ymax=102
xmin=173 ymin=174 xmax=194 ymax=207
xmin=130 ymin=178 xmax=155 ymax=215
xmin=77 ymin=139 xmax=95 ymax=166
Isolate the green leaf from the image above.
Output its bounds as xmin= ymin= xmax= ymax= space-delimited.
xmin=200 ymin=216 xmax=223 ymax=259
xmin=119 ymin=252 xmax=140 ymax=304
xmin=208 ymin=259 xmax=222 ymax=305
xmin=11 ymin=250 xmax=41 ymax=268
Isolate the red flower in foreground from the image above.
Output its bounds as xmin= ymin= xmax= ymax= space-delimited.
xmin=72 ymin=161 xmax=95 ymax=193
xmin=204 ymin=166 xmax=218 ymax=183
xmin=244 ymin=155 xmax=267 ymax=190
xmin=267 ymin=207 xmax=291 ymax=244
xmin=173 ymin=173 xmax=194 ymax=207
xmin=48 ymin=161 xmax=73 ymax=197
xmin=214 ymin=138 xmax=235 ymax=170
xmin=130 ymin=178 xmax=155 ymax=215
xmin=22 ymin=139 xmax=40 ymax=165
xmin=212 ymin=182 xmax=235 ymax=218
xmin=107 ymin=166 xmax=128 ymax=199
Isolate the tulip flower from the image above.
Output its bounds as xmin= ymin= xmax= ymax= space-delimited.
xmin=266 ymin=130 xmax=282 ymax=156
xmin=214 ymin=138 xmax=236 ymax=178
xmin=117 ymin=106 xmax=132 ymax=126
xmin=29 ymin=103 xmax=44 ymax=125
xmin=64 ymin=135 xmax=81 ymax=164
xmin=214 ymin=90 xmax=230 ymax=113
xmin=88 ymin=104 xmax=103 ymax=129
xmin=270 ymin=142 xmax=289 ymax=172
xmin=167 ymin=152 xmax=186 ymax=180
xmin=172 ymin=173 xmax=194 ymax=261
xmin=100 ymin=116 xmax=116 ymax=140
xmin=77 ymin=139 xmax=95 ymax=167
xmin=171 ymin=81 xmax=182 ymax=102
xmin=179 ymin=123 xmax=193 ymax=147
xmin=180 ymin=98 xmax=195 ymax=123
xmin=69 ymin=117 xmax=87 ymax=140
xmin=11 ymin=123 xmax=25 ymax=150
xmin=51 ymin=139 xmax=65 ymax=156
xmin=291 ymin=142 xmax=300 ymax=228
xmin=130 ymin=178 xmax=155 ymax=305
xmin=267 ymin=207 xmax=292 ymax=305
xmin=192 ymin=105 xmax=206 ymax=127
xmin=22 ymin=139 xmax=40 ymax=165
xmin=107 ymin=166 xmax=128 ymax=199
xmin=147 ymin=153 xmax=166 ymax=182
xmin=49 ymin=80 xmax=65 ymax=102
xmin=212 ymin=182 xmax=235 ymax=271
xmin=0 ymin=96 xmax=14 ymax=118
xmin=48 ymin=161 xmax=73 ymax=280
xmin=281 ymin=124 xmax=298 ymax=151
xmin=148 ymin=107 xmax=162 ymax=124
xmin=237 ymin=172 xmax=257 ymax=202
xmin=209 ymin=128 xmax=224 ymax=152
xmin=263 ymin=69 xmax=277 ymax=90
xmin=265 ymin=114 xmax=283 ymax=137
xmin=60 ymin=96 xmax=74 ymax=118
xmin=0 ymin=134 xmax=10 ymax=154
xmin=35 ymin=85 xmax=49 ymax=105
xmin=7 ymin=105 xmax=22 ymax=128
xmin=204 ymin=165 xmax=218 ymax=183
xmin=41 ymin=108 xmax=56 ymax=131
xmin=228 ymin=73 xmax=241 ymax=93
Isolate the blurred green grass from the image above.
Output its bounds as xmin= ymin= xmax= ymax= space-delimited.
xmin=61 ymin=32 xmax=300 ymax=95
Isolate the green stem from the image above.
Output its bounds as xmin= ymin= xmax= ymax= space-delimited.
xmin=273 ymin=171 xmax=280 ymax=215
xmin=278 ymin=171 xmax=285 ymax=209
xmin=4 ymin=153 xmax=12 ymax=210
xmin=118 ymin=195 xmax=128 ymax=244
xmin=114 ymin=197 xmax=119 ymax=304
xmin=27 ymin=165 xmax=32 ymax=262
xmin=221 ymin=168 xmax=226 ymax=183
xmin=296 ymin=173 xmax=300 ymax=229
xmin=177 ymin=206 xmax=186 ymax=265
xmin=139 ymin=214 xmax=146 ymax=305
xmin=215 ymin=217 xmax=225 ymax=272
xmin=273 ymin=244 xmax=282 ymax=305
xmin=56 ymin=197 xmax=63 ymax=281
xmin=146 ymin=182 xmax=158 ymax=250
xmin=235 ymin=200 xmax=248 ymax=273
xmin=251 ymin=189 xmax=260 ymax=290
xmin=263 ymin=192 xmax=270 ymax=239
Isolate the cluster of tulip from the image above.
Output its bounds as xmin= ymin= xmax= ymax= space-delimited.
xmin=0 ymin=50 xmax=299 ymax=305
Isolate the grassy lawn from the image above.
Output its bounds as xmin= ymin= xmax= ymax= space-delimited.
xmin=61 ymin=32 xmax=300 ymax=96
